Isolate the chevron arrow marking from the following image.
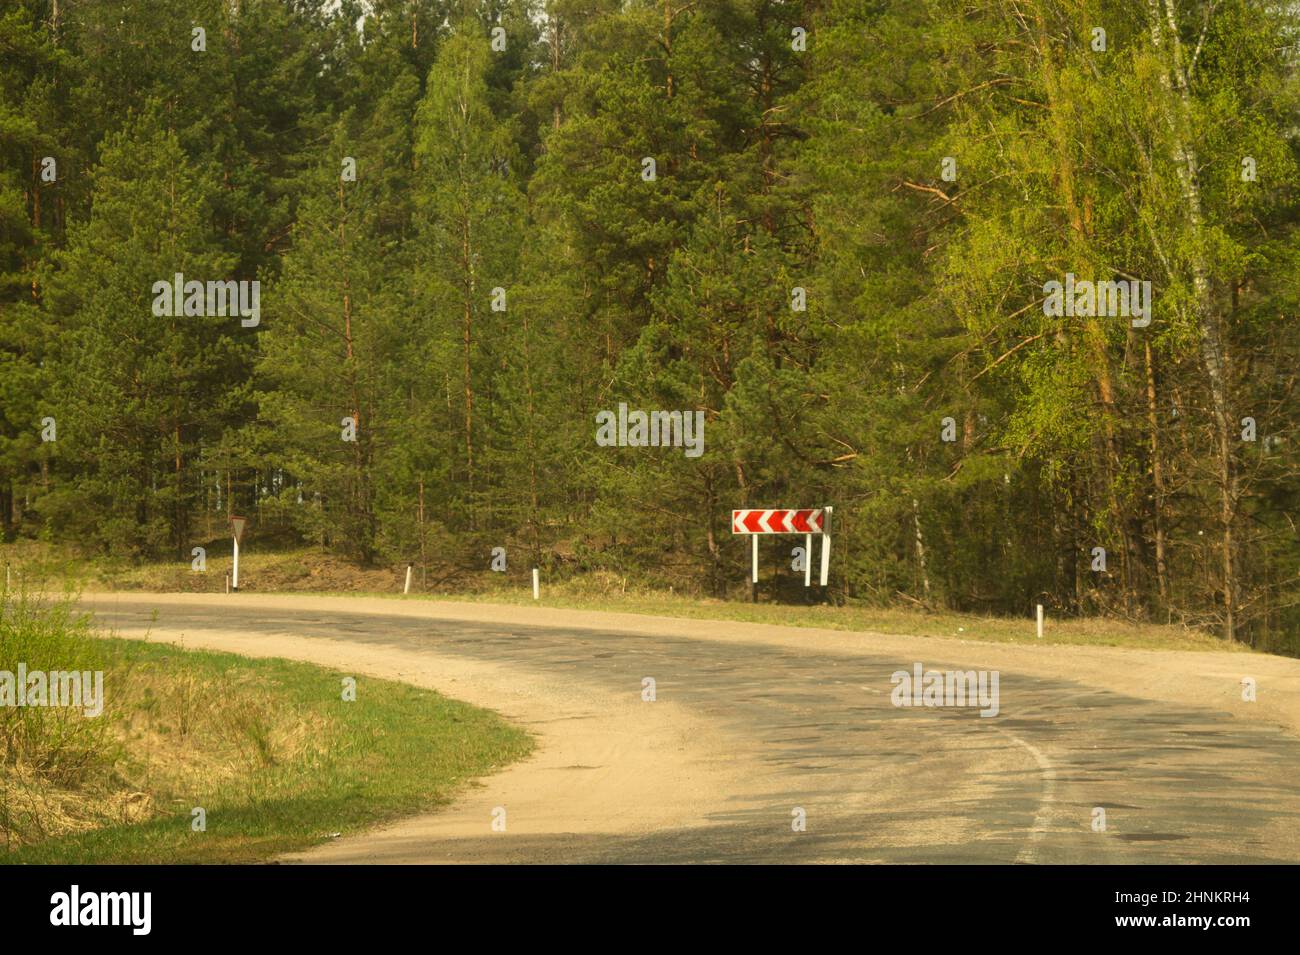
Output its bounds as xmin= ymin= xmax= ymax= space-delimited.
xmin=732 ymin=508 xmax=826 ymax=534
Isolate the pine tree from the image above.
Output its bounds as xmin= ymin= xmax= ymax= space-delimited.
xmin=411 ymin=23 xmax=525 ymax=533
xmin=258 ymin=125 xmax=409 ymax=564
xmin=43 ymin=110 xmax=236 ymax=556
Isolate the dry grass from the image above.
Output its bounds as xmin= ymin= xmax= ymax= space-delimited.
xmin=2 ymin=587 xmax=531 ymax=863
xmin=1 ymin=598 xmax=337 ymax=850
xmin=1 ymin=590 xmax=116 ymax=848
xmin=1 ymin=540 xmax=1255 ymax=655
xmin=0 ymin=539 xmax=403 ymax=595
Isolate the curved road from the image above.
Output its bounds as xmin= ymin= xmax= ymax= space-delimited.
xmin=80 ymin=594 xmax=1300 ymax=864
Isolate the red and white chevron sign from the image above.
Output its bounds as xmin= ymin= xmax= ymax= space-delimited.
xmin=732 ymin=508 xmax=826 ymax=534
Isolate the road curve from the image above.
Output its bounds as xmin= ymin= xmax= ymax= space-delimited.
xmin=78 ymin=593 xmax=1300 ymax=864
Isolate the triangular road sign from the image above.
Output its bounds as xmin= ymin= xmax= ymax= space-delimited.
xmin=230 ymin=515 xmax=247 ymax=544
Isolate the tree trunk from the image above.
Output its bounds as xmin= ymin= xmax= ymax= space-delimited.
xmin=1033 ymin=9 xmax=1134 ymax=615
xmin=1148 ymin=0 xmax=1238 ymax=640
xmin=174 ymin=423 xmax=185 ymax=556
xmin=912 ymin=498 xmax=931 ymax=602
xmin=1143 ymin=339 xmax=1170 ymax=611
xmin=662 ymin=2 xmax=673 ymax=99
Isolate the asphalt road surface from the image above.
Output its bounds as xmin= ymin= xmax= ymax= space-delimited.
xmin=80 ymin=594 xmax=1300 ymax=864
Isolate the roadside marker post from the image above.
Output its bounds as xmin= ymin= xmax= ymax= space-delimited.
xmin=404 ymin=564 xmax=412 ymax=595
xmin=1036 ymin=603 xmax=1044 ymax=639
xmin=804 ymin=533 xmax=812 ymax=587
xmin=819 ymin=506 xmax=833 ymax=588
xmin=733 ymin=507 xmax=832 ymax=602
xmin=532 ymin=567 xmax=540 ymax=600
xmin=230 ymin=515 xmax=247 ymax=592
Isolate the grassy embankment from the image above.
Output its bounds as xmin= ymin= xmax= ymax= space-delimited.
xmin=1 ymin=539 xmax=1252 ymax=654
xmin=0 ymin=586 xmax=532 ymax=864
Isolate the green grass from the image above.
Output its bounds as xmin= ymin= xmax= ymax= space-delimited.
xmin=2 ymin=599 xmax=532 ymax=864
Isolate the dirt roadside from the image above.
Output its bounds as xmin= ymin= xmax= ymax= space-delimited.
xmin=77 ymin=593 xmax=783 ymax=863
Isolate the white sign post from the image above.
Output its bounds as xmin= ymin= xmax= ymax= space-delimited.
xmin=733 ymin=508 xmax=831 ymax=602
xmin=819 ymin=506 xmax=833 ymax=587
xmin=230 ymin=516 xmax=247 ymax=592
xmin=803 ymin=533 xmax=812 ymax=587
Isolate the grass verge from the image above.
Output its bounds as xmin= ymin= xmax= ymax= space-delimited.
xmin=1 ymin=590 xmax=532 ymax=864
xmin=402 ymin=584 xmax=1247 ymax=653
xmin=2 ymin=540 xmax=1252 ymax=654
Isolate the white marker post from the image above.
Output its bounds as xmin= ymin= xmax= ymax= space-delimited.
xmin=404 ymin=564 xmax=412 ymax=595
xmin=752 ymin=535 xmax=759 ymax=602
xmin=819 ymin=506 xmax=833 ymax=588
xmin=803 ymin=533 xmax=812 ymax=587
xmin=1036 ymin=603 xmax=1044 ymax=640
xmin=230 ymin=515 xmax=247 ymax=592
xmin=532 ymin=567 xmax=540 ymax=601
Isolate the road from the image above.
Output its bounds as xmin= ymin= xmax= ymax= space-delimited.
xmin=79 ymin=593 xmax=1300 ymax=864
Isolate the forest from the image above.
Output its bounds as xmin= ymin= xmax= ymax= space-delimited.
xmin=1 ymin=1 xmax=1297 ymax=651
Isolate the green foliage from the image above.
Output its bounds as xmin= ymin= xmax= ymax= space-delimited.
xmin=0 ymin=0 xmax=1297 ymax=650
